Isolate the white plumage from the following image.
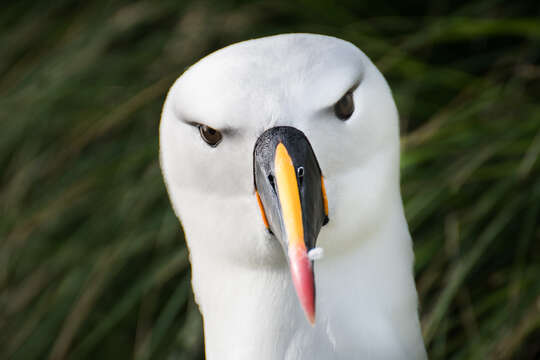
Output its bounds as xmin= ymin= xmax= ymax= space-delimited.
xmin=160 ymin=33 xmax=427 ymax=359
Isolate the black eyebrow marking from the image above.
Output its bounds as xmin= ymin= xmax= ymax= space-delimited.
xmin=337 ymin=79 xmax=361 ymax=101
xmin=182 ymin=119 xmax=236 ymax=136
xmin=324 ymin=78 xmax=362 ymax=112
xmin=311 ymin=77 xmax=362 ymax=119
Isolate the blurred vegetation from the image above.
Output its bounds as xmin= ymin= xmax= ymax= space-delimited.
xmin=1 ymin=0 xmax=539 ymax=359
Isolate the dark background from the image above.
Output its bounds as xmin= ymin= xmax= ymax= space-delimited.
xmin=1 ymin=1 xmax=539 ymax=359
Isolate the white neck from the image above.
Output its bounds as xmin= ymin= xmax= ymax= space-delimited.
xmin=178 ymin=191 xmax=426 ymax=360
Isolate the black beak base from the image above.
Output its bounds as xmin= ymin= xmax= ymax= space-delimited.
xmin=253 ymin=126 xmax=327 ymax=252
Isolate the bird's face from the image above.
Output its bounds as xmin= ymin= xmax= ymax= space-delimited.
xmin=160 ymin=34 xmax=401 ymax=324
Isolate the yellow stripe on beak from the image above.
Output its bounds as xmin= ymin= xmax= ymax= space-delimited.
xmin=274 ymin=142 xmax=315 ymax=324
xmin=321 ymin=176 xmax=329 ymax=217
xmin=274 ymin=143 xmax=305 ymax=251
xmin=256 ymin=191 xmax=270 ymax=229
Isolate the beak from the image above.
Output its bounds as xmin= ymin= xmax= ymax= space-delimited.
xmin=253 ymin=126 xmax=329 ymax=325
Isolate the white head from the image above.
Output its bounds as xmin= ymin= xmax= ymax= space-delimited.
xmin=160 ymin=33 xmax=404 ymax=326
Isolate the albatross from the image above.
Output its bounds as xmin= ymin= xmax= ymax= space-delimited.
xmin=159 ymin=33 xmax=427 ymax=359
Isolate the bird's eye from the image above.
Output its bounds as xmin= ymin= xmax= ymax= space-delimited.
xmin=334 ymin=91 xmax=354 ymax=120
xmin=199 ymin=125 xmax=222 ymax=147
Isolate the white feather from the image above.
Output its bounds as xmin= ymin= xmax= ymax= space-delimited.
xmin=308 ymin=247 xmax=324 ymax=261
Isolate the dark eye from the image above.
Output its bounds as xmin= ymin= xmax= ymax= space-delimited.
xmin=199 ymin=125 xmax=222 ymax=147
xmin=334 ymin=91 xmax=354 ymax=120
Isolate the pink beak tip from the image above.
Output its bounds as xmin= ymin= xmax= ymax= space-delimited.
xmin=289 ymin=246 xmax=316 ymax=325
xmin=307 ymin=309 xmax=316 ymax=326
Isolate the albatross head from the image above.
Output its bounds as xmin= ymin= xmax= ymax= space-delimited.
xmin=160 ymin=33 xmax=423 ymax=358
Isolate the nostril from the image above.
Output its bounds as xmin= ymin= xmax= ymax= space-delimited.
xmin=297 ymin=167 xmax=304 ymax=185
xmin=268 ymin=174 xmax=276 ymax=192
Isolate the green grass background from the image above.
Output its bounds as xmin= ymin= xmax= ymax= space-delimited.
xmin=1 ymin=1 xmax=539 ymax=359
